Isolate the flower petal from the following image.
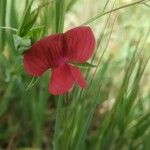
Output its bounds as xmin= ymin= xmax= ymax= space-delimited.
xmin=64 ymin=26 xmax=96 ymax=63
xmin=23 ymin=34 xmax=63 ymax=76
xmin=49 ymin=64 xmax=74 ymax=95
xmin=69 ymin=64 xmax=86 ymax=88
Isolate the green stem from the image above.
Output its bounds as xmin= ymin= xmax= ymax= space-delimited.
xmin=0 ymin=80 xmax=14 ymax=118
xmin=54 ymin=0 xmax=66 ymax=33
xmin=0 ymin=0 xmax=7 ymax=51
xmin=0 ymin=26 xmax=18 ymax=32
xmin=82 ymin=0 xmax=146 ymax=25
xmin=53 ymin=1 xmax=66 ymax=149
xmin=54 ymin=96 xmax=63 ymax=150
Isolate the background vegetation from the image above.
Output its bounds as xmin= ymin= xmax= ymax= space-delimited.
xmin=0 ymin=0 xmax=150 ymax=149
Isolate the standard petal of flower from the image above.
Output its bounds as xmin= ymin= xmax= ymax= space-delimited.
xmin=49 ymin=64 xmax=74 ymax=95
xmin=69 ymin=64 xmax=86 ymax=88
xmin=64 ymin=26 xmax=96 ymax=63
xmin=23 ymin=34 xmax=63 ymax=76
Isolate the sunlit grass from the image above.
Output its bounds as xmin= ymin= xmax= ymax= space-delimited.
xmin=0 ymin=0 xmax=150 ymax=149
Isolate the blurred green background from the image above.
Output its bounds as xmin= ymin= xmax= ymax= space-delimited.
xmin=0 ymin=0 xmax=150 ymax=149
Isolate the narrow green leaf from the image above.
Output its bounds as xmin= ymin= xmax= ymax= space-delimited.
xmin=17 ymin=0 xmax=34 ymax=36
xmin=18 ymin=1 xmax=53 ymax=37
xmin=25 ymin=77 xmax=40 ymax=91
xmin=72 ymin=62 xmax=96 ymax=69
xmin=20 ymin=10 xmax=39 ymax=36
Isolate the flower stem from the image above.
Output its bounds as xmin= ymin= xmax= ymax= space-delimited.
xmin=53 ymin=0 xmax=66 ymax=149
xmin=54 ymin=0 xmax=66 ymax=33
xmin=53 ymin=96 xmax=63 ymax=150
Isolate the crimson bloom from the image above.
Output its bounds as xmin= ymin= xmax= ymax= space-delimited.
xmin=23 ymin=26 xmax=95 ymax=95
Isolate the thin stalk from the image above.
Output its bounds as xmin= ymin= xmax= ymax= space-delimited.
xmin=0 ymin=26 xmax=18 ymax=32
xmin=88 ymin=17 xmax=117 ymax=89
xmin=53 ymin=96 xmax=63 ymax=150
xmin=92 ymin=0 xmax=116 ymax=60
xmin=53 ymin=0 xmax=66 ymax=149
xmin=0 ymin=0 xmax=7 ymax=51
xmin=25 ymin=77 xmax=40 ymax=91
xmin=74 ymin=94 xmax=100 ymax=150
xmin=54 ymin=0 xmax=66 ymax=33
xmin=76 ymin=0 xmax=113 ymax=101
xmin=0 ymin=80 xmax=14 ymax=118
xmin=82 ymin=0 xmax=146 ymax=25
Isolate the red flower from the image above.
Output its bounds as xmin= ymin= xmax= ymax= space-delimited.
xmin=23 ymin=26 xmax=95 ymax=95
